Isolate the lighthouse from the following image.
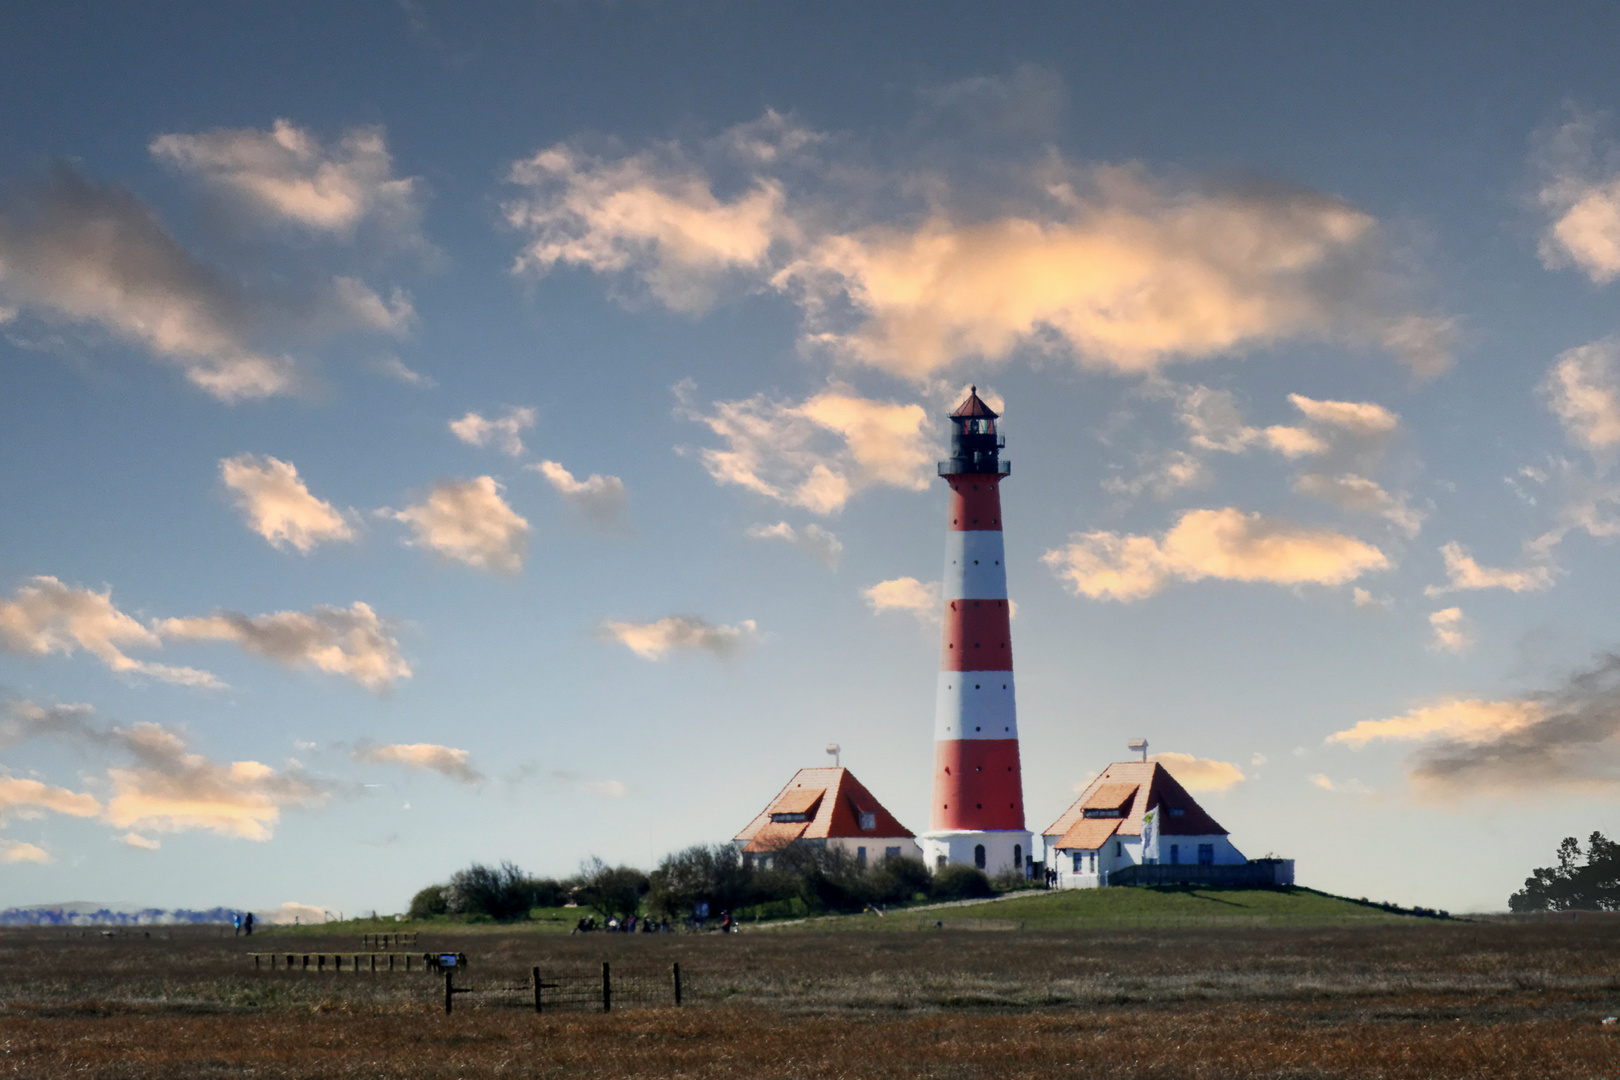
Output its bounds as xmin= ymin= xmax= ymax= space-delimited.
xmin=919 ymin=387 xmax=1032 ymax=878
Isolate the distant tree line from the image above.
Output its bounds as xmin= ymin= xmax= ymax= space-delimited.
xmin=1509 ymin=832 xmax=1620 ymax=912
xmin=408 ymin=844 xmax=1017 ymax=923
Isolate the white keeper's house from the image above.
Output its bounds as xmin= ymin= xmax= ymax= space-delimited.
xmin=1043 ymin=761 xmax=1274 ymax=889
xmin=734 ymin=767 xmax=922 ymax=869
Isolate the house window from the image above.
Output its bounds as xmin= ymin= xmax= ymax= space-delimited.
xmin=1198 ymin=844 xmax=1214 ymax=866
xmin=1170 ymin=844 xmax=1180 ymax=865
xmin=1088 ymin=851 xmax=1097 ymax=872
xmin=858 ymin=812 xmax=877 ymax=831
xmin=770 ymin=812 xmax=809 ymax=823
xmin=1168 ymin=807 xmax=1185 ymax=816
xmin=885 ymin=846 xmax=900 ymax=859
xmin=973 ymin=844 xmax=986 ymax=869
xmin=936 ymin=854 xmax=948 ymax=871
xmin=1115 ymin=840 xmax=1122 ymax=857
xmin=1083 ymin=808 xmax=1122 ymax=818
xmin=857 ymin=846 xmax=867 ymax=867
xmin=1072 ymin=852 xmax=1082 ymax=872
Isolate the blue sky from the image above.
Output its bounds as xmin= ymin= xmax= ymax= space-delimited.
xmin=4 ymin=2 xmax=1620 ymax=915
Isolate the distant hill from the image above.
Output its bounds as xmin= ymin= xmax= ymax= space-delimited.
xmin=0 ymin=904 xmax=238 ymax=927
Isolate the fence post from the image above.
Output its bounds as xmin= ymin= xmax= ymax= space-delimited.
xmin=602 ymin=961 xmax=612 ymax=1013
xmin=672 ymin=962 xmax=682 ymax=1006
xmin=317 ymin=954 xmax=325 ymax=972
xmin=254 ymin=954 xmax=260 ymax=969
xmin=444 ymin=968 xmax=454 ymax=1014
xmin=533 ymin=966 xmax=542 ymax=1014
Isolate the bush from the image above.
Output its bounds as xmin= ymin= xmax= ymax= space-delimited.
xmin=576 ymin=858 xmax=650 ymax=919
xmin=930 ymin=865 xmax=993 ymax=902
xmin=989 ymin=867 xmax=1031 ymax=893
xmin=407 ymin=885 xmax=447 ymax=919
xmin=444 ymin=862 xmax=540 ymax=921
xmin=647 ymin=844 xmax=753 ymax=919
xmin=867 ymin=856 xmax=933 ymax=905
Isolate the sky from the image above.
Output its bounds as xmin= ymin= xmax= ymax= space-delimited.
xmin=3 ymin=2 xmax=1620 ymax=916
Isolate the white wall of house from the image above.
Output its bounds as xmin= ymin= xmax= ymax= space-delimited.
xmin=920 ymin=829 xmax=1032 ymax=877
xmin=825 ymin=836 xmax=922 ymax=865
xmin=1043 ymin=832 xmax=1246 ymax=889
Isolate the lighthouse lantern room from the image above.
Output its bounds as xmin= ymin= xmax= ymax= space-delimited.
xmin=919 ymin=387 xmax=1033 ymax=878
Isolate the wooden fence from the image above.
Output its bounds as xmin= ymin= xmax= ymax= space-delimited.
xmin=248 ymin=951 xmax=463 ymax=972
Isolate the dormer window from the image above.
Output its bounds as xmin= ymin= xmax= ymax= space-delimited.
xmin=1082 ymin=808 xmax=1123 ymax=819
xmin=770 ymin=812 xmax=810 ymax=823
xmin=859 ymin=812 xmax=876 ymax=831
xmin=1167 ymin=807 xmax=1186 ymax=817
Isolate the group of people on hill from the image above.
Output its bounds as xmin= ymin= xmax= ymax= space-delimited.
xmin=572 ymin=914 xmax=671 ymax=933
xmin=231 ymin=912 xmax=255 ymax=936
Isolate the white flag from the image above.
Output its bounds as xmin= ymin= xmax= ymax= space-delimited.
xmin=1140 ymin=807 xmax=1159 ymax=864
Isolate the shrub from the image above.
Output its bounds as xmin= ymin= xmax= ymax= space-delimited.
xmin=867 ymin=856 xmax=933 ymax=905
xmin=576 ymin=858 xmax=651 ymax=919
xmin=647 ymin=844 xmax=753 ymax=919
xmin=407 ymin=885 xmax=447 ymax=919
xmin=930 ymin=865 xmax=993 ymax=902
xmin=444 ymin=861 xmax=539 ymax=921
xmin=989 ymin=867 xmax=1030 ymax=893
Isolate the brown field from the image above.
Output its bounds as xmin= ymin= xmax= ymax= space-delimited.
xmin=2 ymin=915 xmax=1619 ymax=1078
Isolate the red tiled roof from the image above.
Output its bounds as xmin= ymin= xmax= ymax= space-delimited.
xmin=1053 ymin=817 xmax=1122 ymax=852
xmin=1083 ymin=783 xmax=1139 ymax=811
xmin=734 ymin=767 xmax=915 ymax=851
xmin=1042 ymin=762 xmax=1228 ymax=841
xmin=950 ymin=387 xmax=999 ymax=420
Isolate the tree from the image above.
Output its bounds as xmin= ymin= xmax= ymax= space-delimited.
xmin=647 ymin=844 xmax=753 ymax=918
xmin=407 ymin=884 xmax=448 ymax=919
xmin=1509 ymin=832 xmax=1620 ymax=911
xmin=576 ymin=858 xmax=650 ymax=919
xmin=444 ymin=861 xmax=537 ymax=921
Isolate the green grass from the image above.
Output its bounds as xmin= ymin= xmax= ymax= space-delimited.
xmin=253 ymin=906 xmax=587 ymax=937
xmin=777 ymin=886 xmax=1440 ymax=932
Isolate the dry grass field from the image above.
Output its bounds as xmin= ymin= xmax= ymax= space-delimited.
xmin=2 ymin=902 xmax=1618 ymax=1077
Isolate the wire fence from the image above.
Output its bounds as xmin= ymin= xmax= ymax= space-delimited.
xmin=446 ymin=962 xmax=685 ymax=1014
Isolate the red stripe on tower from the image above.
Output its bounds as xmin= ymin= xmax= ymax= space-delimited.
xmin=920 ymin=387 xmax=1032 ymax=877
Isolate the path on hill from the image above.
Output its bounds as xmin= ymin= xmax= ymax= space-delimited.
xmin=749 ymin=889 xmax=1047 ymax=930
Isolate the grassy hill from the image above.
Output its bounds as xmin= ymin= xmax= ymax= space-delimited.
xmin=779 ymin=886 xmax=1445 ymax=932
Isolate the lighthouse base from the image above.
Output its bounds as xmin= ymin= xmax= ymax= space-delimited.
xmin=920 ymin=829 xmax=1032 ymax=879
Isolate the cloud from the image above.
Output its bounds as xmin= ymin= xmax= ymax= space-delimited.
xmin=1308 ymin=773 xmax=1373 ymax=795
xmin=0 ymin=576 xmax=221 ymax=688
xmin=220 ymin=454 xmax=354 ymax=553
xmin=530 ymin=460 xmax=630 ymax=532
xmin=0 ymin=775 xmax=101 ymax=819
xmin=1043 ymin=508 xmax=1388 ymax=602
xmin=371 ymin=354 xmax=435 ymax=388
xmin=915 ymin=65 xmax=1067 ymax=143
xmin=450 ymin=407 xmax=536 ymax=457
xmin=1102 ymin=449 xmax=1211 ymax=499
xmin=0 ymin=165 xmax=419 ymax=401
xmin=1423 ymin=542 xmax=1554 ymax=596
xmin=158 ymin=602 xmax=409 ymax=692
xmin=746 ymin=521 xmax=842 ymax=569
xmin=0 ymin=166 xmax=297 ymax=400
xmin=3 ymin=700 xmax=334 ymax=840
xmin=1171 ymin=384 xmax=1327 ymax=458
xmin=352 ymin=741 xmax=482 ymax=784
xmin=862 ymin=577 xmax=940 ymax=622
xmin=597 ymin=615 xmax=758 ymax=661
xmin=507 ymin=117 xmax=1448 ymax=379
xmin=1534 ymin=106 xmax=1620 ymax=283
xmin=1428 ymin=607 xmax=1473 ymax=655
xmin=1293 ymin=473 xmax=1423 ymax=536
xmin=1541 ymin=338 xmax=1620 ymax=455
xmin=150 ymin=119 xmax=424 ymax=240
xmin=779 ymin=166 xmax=1447 ymax=379
xmin=1352 ymin=587 xmax=1391 ymax=609
xmin=1286 ymin=393 xmax=1400 ymax=437
xmin=1327 ymin=657 xmax=1620 ymax=798
xmin=121 ymin=832 xmax=160 ymax=850
xmin=677 ymin=381 xmax=935 ymax=514
xmin=0 ymin=840 xmax=50 ymax=864
xmin=583 ymin=779 xmax=627 ymax=798
xmin=505 ymin=120 xmax=801 ymax=312
xmin=386 ymin=477 xmax=529 ymax=573
xmin=1147 ymin=752 xmax=1245 ymax=793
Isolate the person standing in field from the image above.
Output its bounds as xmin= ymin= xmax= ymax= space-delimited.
xmin=243 ymin=912 xmax=254 ymax=937
xmin=232 ymin=913 xmax=241 ymax=936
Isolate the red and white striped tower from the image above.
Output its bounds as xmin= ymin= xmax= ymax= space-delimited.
xmin=919 ymin=387 xmax=1032 ymax=877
